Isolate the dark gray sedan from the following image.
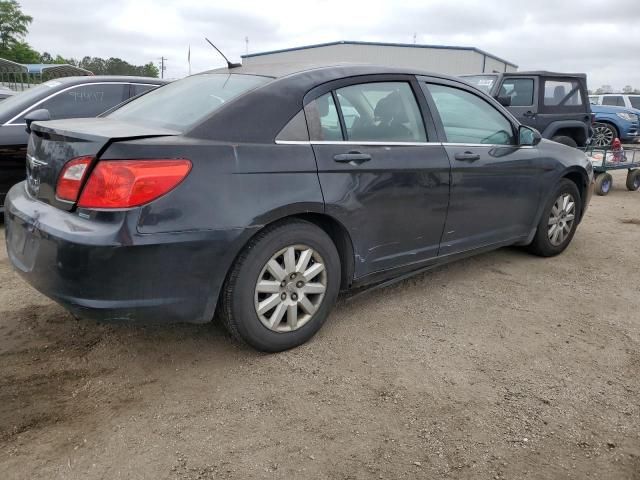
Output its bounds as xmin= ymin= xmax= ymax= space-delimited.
xmin=4 ymin=64 xmax=594 ymax=352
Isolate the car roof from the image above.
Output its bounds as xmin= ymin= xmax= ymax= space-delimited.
xmin=462 ymin=71 xmax=587 ymax=79
xmin=204 ymin=62 xmax=455 ymax=81
xmin=48 ymin=75 xmax=168 ymax=85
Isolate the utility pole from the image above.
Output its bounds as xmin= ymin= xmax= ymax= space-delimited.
xmin=158 ymin=56 xmax=167 ymax=79
xmin=245 ymin=36 xmax=249 ymax=56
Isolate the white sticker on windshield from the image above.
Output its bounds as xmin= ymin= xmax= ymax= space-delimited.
xmin=478 ymin=79 xmax=494 ymax=86
xmin=43 ymin=80 xmax=62 ymax=88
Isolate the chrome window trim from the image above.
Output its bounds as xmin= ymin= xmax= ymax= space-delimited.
xmin=276 ymin=139 xmax=531 ymax=148
xmin=275 ymin=140 xmax=440 ymax=146
xmin=3 ymin=81 xmax=141 ymax=126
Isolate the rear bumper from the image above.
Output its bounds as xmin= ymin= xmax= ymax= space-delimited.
xmin=4 ymin=182 xmax=252 ymax=324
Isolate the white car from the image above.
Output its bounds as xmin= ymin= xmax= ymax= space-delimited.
xmin=589 ymin=93 xmax=640 ymax=109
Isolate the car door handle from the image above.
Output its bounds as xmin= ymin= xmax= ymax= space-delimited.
xmin=333 ymin=152 xmax=372 ymax=165
xmin=523 ymin=111 xmax=536 ymax=118
xmin=454 ymin=151 xmax=480 ymax=162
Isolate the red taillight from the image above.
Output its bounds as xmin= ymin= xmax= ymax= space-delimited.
xmin=77 ymin=159 xmax=192 ymax=209
xmin=56 ymin=156 xmax=94 ymax=202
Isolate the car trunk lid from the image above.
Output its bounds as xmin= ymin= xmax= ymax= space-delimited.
xmin=27 ymin=118 xmax=180 ymax=210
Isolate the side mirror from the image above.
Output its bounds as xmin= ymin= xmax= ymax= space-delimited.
xmin=24 ymin=108 xmax=51 ymax=134
xmin=496 ymin=95 xmax=512 ymax=107
xmin=519 ymin=125 xmax=542 ymax=146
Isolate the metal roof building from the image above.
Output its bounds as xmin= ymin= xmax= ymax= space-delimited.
xmin=241 ymin=40 xmax=517 ymax=75
xmin=0 ymin=58 xmax=92 ymax=91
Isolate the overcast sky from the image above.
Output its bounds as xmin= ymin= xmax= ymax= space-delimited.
xmin=19 ymin=0 xmax=640 ymax=90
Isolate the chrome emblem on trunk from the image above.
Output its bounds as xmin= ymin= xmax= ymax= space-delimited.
xmin=27 ymin=154 xmax=48 ymax=169
xmin=26 ymin=154 xmax=47 ymax=195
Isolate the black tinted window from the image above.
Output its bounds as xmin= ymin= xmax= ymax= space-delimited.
xmin=130 ymin=84 xmax=158 ymax=98
xmin=602 ymin=96 xmax=624 ymax=107
xmin=427 ymin=83 xmax=514 ymax=145
xmin=26 ymin=83 xmax=127 ymax=120
xmin=629 ymin=96 xmax=640 ymax=109
xmin=276 ymin=110 xmax=309 ymax=142
xmin=499 ymin=78 xmax=534 ymax=106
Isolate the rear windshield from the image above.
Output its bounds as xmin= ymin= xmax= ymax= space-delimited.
xmin=108 ymin=73 xmax=270 ymax=131
xmin=461 ymin=75 xmax=498 ymax=93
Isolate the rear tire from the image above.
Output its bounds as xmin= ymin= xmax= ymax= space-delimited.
xmin=595 ymin=172 xmax=613 ymax=196
xmin=220 ymin=220 xmax=341 ymax=352
xmin=626 ymin=169 xmax=640 ymax=191
xmin=528 ymin=179 xmax=582 ymax=257
xmin=551 ymin=135 xmax=578 ymax=148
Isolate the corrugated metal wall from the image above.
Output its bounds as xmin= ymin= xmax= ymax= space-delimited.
xmin=243 ymin=44 xmax=515 ymax=75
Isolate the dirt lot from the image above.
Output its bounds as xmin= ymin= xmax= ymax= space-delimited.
xmin=1 ymin=170 xmax=639 ymax=480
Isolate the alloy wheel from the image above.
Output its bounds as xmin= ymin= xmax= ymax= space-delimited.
xmin=548 ymin=193 xmax=576 ymax=246
xmin=592 ymin=123 xmax=615 ymax=147
xmin=254 ymin=245 xmax=327 ymax=332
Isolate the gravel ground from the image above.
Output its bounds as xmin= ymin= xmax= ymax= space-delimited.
xmin=1 ymin=169 xmax=639 ymax=480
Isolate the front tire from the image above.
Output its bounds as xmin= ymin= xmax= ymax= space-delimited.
xmin=592 ymin=123 xmax=618 ymax=147
xmin=220 ymin=220 xmax=341 ymax=352
xmin=528 ymin=179 xmax=582 ymax=257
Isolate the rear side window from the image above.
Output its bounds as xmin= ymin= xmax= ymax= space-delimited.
xmin=543 ymin=79 xmax=583 ymax=106
xmin=305 ymin=93 xmax=343 ymax=141
xmin=499 ymin=78 xmax=534 ymax=106
xmin=109 ymin=74 xmax=270 ymax=131
xmin=22 ymin=83 xmax=127 ymax=121
xmin=130 ymin=84 xmax=157 ymax=98
xmin=629 ymin=96 xmax=640 ymax=109
xmin=426 ymin=83 xmax=514 ymax=145
xmin=602 ymin=96 xmax=624 ymax=107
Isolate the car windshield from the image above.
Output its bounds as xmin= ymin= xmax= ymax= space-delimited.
xmin=109 ymin=73 xmax=271 ymax=131
xmin=461 ymin=75 xmax=498 ymax=93
xmin=0 ymin=80 xmax=64 ymax=118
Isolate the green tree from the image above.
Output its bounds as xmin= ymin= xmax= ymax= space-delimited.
xmin=0 ymin=1 xmax=32 ymax=52
xmin=6 ymin=40 xmax=39 ymax=63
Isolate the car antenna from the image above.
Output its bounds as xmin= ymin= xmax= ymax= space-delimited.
xmin=205 ymin=38 xmax=242 ymax=69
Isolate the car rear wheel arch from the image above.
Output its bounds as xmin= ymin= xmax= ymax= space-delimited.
xmin=562 ymin=169 xmax=588 ymax=221
xmin=218 ymin=212 xmax=355 ymax=311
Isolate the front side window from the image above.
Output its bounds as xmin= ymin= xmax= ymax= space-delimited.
xmin=20 ymin=83 xmax=127 ymax=121
xmin=629 ymin=96 xmax=640 ymax=109
xmin=543 ymin=79 xmax=583 ymax=106
xmin=426 ymin=83 xmax=515 ymax=145
xmin=334 ymin=82 xmax=426 ymax=142
xmin=602 ymin=95 xmax=624 ymax=107
xmin=109 ymin=73 xmax=270 ymax=131
xmin=499 ymin=78 xmax=534 ymax=106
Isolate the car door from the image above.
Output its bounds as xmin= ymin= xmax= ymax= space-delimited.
xmin=420 ymin=77 xmax=544 ymax=255
xmin=497 ymin=76 xmax=539 ymax=129
xmin=304 ymin=77 xmax=451 ymax=277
